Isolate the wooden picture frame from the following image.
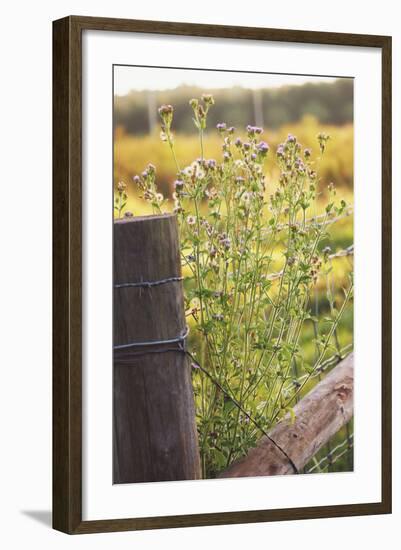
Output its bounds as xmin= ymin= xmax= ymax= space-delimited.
xmin=53 ymin=15 xmax=392 ymax=534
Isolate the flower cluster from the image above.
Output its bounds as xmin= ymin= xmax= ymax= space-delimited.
xmin=133 ymin=163 xmax=164 ymax=212
xmin=127 ymin=94 xmax=351 ymax=479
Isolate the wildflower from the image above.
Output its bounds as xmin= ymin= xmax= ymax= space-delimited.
xmin=216 ymin=122 xmax=227 ymax=132
xmin=202 ymin=93 xmax=215 ymax=106
xmin=186 ymin=215 xmax=196 ymax=225
xmin=189 ymin=98 xmax=198 ymax=110
xmin=287 ymin=134 xmax=296 ymax=144
xmin=221 ymin=237 xmax=231 ymax=250
xmin=158 ymin=104 xmax=173 ymax=117
xmin=228 ymin=126 xmax=235 ymax=134
xmin=304 ymin=148 xmax=312 ymax=158
xmin=117 ymin=181 xmax=126 ymax=193
xmin=235 ymin=137 xmax=243 ymax=148
xmin=158 ymin=105 xmax=174 ymax=131
xmin=317 ymin=132 xmax=330 ymax=154
xmin=147 ymin=163 xmax=156 ymax=175
xmin=141 ymin=170 xmax=149 ymax=179
xmin=155 ymin=193 xmax=164 ymax=203
xmin=174 ymin=179 xmax=184 ymax=189
xmin=207 ymin=159 xmax=217 ymax=170
xmin=328 ymin=182 xmax=335 ymax=192
xmin=124 ymin=211 xmax=133 ymax=218
xmin=223 ymin=152 xmax=231 ymax=162
xmin=205 ymin=187 xmax=218 ymax=200
xmin=256 ymin=141 xmax=269 ymax=156
xmin=241 ymin=191 xmax=252 ymax=204
xmin=191 ymin=362 xmax=200 ymax=370
xmin=243 ymin=142 xmax=251 ymax=151
xmin=132 ymin=175 xmax=141 ymax=185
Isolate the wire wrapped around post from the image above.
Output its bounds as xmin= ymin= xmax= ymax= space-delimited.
xmin=113 ymin=214 xmax=201 ymax=484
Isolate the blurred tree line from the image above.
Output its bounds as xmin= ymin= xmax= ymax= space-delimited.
xmin=114 ymin=79 xmax=353 ymax=135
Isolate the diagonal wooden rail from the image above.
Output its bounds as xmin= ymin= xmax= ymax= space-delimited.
xmin=220 ymin=353 xmax=354 ymax=478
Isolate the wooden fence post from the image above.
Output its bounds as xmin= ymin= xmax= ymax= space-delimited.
xmin=113 ymin=214 xmax=201 ymax=483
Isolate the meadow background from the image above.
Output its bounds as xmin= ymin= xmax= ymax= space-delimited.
xmin=113 ymin=73 xmax=354 ymax=475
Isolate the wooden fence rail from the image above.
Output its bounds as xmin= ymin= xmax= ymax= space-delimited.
xmin=220 ymin=353 xmax=354 ymax=478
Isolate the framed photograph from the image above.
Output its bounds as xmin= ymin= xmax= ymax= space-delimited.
xmin=53 ymin=16 xmax=392 ymax=534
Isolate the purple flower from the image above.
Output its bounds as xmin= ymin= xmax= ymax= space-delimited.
xmin=304 ymin=148 xmax=312 ymax=158
xmin=174 ymin=179 xmax=184 ymax=189
xmin=276 ymin=145 xmax=285 ymax=158
xmin=243 ymin=142 xmax=251 ymax=151
xmin=216 ymin=122 xmax=227 ymax=132
xmin=257 ymin=141 xmax=269 ymax=155
xmin=158 ymin=104 xmax=173 ymax=116
xmin=141 ymin=170 xmax=149 ymax=179
xmin=133 ymin=175 xmax=141 ymax=184
xmin=287 ymin=134 xmax=296 ymax=144
xmin=251 ymin=153 xmax=257 ymax=160
xmin=207 ymin=159 xmax=217 ymax=170
xmin=234 ymin=137 xmax=242 ymax=147
xmin=228 ymin=126 xmax=235 ymax=134
xmin=247 ymin=125 xmax=263 ymax=136
xmin=223 ymin=152 xmax=231 ymax=162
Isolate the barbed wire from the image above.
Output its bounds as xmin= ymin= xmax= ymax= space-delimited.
xmin=307 ymin=432 xmax=354 ymax=474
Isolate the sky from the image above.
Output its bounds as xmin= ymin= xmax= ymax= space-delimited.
xmin=114 ymin=65 xmax=339 ymax=96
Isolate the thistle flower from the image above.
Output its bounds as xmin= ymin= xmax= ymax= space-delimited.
xmin=124 ymin=211 xmax=133 ymax=218
xmin=132 ymin=175 xmax=141 ymax=185
xmin=235 ymin=137 xmax=243 ymax=148
xmin=317 ymin=132 xmax=330 ymax=154
xmin=174 ymin=179 xmax=184 ymax=189
xmin=304 ymin=148 xmax=312 ymax=158
xmin=158 ymin=104 xmax=173 ymax=117
xmin=216 ymin=122 xmax=227 ymax=132
xmin=117 ymin=181 xmax=126 ymax=192
xmin=186 ymin=215 xmax=196 ymax=225
xmin=256 ymin=141 xmax=269 ymax=156
xmin=287 ymin=134 xmax=296 ymax=144
xmin=202 ymin=93 xmax=215 ymax=106
xmin=158 ymin=104 xmax=174 ymax=132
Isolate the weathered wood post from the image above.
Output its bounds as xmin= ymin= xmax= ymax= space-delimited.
xmin=113 ymin=214 xmax=201 ymax=483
